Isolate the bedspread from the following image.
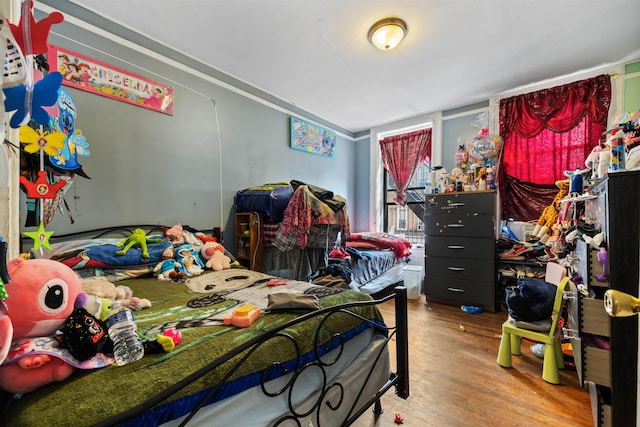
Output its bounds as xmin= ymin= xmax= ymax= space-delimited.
xmin=273 ymin=185 xmax=350 ymax=251
xmin=4 ymin=269 xmax=381 ymax=427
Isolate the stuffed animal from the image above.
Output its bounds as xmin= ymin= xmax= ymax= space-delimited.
xmin=165 ymin=224 xmax=200 ymax=247
xmin=175 ymin=244 xmax=205 ymax=276
xmin=531 ymin=179 xmax=570 ymax=244
xmin=165 ymin=224 xmax=186 ymax=245
xmin=200 ymin=241 xmax=231 ymax=271
xmin=81 ymin=278 xmax=151 ymax=318
xmin=153 ymin=247 xmax=185 ymax=281
xmin=115 ymin=228 xmax=163 ymax=258
xmin=0 ymin=258 xmax=85 ymax=394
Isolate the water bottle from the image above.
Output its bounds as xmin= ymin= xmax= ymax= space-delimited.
xmin=105 ymin=309 xmax=144 ymax=365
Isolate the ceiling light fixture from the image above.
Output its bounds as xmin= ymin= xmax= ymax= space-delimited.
xmin=368 ymin=17 xmax=408 ymax=51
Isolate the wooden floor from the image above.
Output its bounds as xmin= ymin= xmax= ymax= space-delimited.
xmin=353 ymin=295 xmax=594 ymax=427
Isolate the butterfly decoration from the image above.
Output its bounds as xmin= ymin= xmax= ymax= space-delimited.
xmin=3 ymin=71 xmax=62 ymax=128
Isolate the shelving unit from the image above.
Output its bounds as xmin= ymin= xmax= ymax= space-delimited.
xmin=234 ymin=212 xmax=263 ymax=272
xmin=565 ymin=170 xmax=639 ymax=427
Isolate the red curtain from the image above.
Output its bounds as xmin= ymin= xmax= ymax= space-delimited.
xmin=498 ymin=75 xmax=611 ymax=220
xmin=380 ymin=128 xmax=432 ymax=206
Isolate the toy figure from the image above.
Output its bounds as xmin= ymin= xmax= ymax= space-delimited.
xmin=153 ymin=247 xmax=185 ymax=281
xmin=115 ymin=228 xmax=163 ymax=258
xmin=175 ymin=244 xmax=205 ymax=276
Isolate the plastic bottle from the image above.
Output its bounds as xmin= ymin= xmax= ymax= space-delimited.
xmin=105 ymin=308 xmax=144 ymax=365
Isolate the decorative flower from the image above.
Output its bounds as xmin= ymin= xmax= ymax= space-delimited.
xmin=19 ymin=125 xmax=66 ymax=156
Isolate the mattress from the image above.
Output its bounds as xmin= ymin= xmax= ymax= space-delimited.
xmin=350 ymin=263 xmax=405 ymax=295
xmin=346 ymin=247 xmax=396 ymax=285
xmin=162 ymin=329 xmax=389 ymax=426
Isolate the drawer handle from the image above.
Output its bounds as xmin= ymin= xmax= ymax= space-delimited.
xmin=447 ymin=224 xmax=464 ymax=228
xmin=447 ymin=245 xmax=465 ymax=250
xmin=448 ymin=267 xmax=465 ymax=271
xmin=447 ymin=287 xmax=465 ymax=293
xmin=449 ymin=203 xmax=465 ymax=207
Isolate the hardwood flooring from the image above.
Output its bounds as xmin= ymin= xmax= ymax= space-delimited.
xmin=353 ymin=296 xmax=593 ymax=427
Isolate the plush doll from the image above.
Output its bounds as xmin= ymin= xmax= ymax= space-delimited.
xmin=200 ymin=241 xmax=231 ymax=271
xmin=115 ymin=228 xmax=163 ymax=258
xmin=531 ymin=179 xmax=570 ymax=244
xmin=175 ymin=244 xmax=205 ymax=276
xmin=0 ymin=258 xmax=87 ymax=394
xmin=153 ymin=247 xmax=185 ymax=281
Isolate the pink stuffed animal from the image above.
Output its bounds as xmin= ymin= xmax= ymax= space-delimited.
xmin=0 ymin=258 xmax=86 ymax=394
xmin=200 ymin=241 xmax=231 ymax=271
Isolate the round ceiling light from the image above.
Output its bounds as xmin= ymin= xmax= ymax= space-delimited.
xmin=367 ymin=18 xmax=408 ymax=51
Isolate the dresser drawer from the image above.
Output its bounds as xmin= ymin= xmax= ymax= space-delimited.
xmin=581 ymin=297 xmax=610 ymax=337
xmin=425 ymin=191 xmax=495 ymax=216
xmin=425 ymin=256 xmax=495 ymax=281
xmin=425 ymin=235 xmax=495 ymax=260
xmin=424 ymin=275 xmax=494 ymax=307
xmin=584 ymin=346 xmax=611 ymax=387
xmin=424 ymin=214 xmax=494 ymax=238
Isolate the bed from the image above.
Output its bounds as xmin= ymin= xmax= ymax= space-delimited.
xmin=4 ymin=226 xmax=409 ymax=427
xmin=343 ymin=232 xmax=412 ymax=297
xmin=236 ymin=182 xmax=350 ymax=282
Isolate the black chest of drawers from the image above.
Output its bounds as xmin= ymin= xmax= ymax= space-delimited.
xmin=423 ymin=191 xmax=497 ymax=312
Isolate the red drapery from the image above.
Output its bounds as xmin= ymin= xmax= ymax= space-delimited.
xmin=498 ymin=75 xmax=611 ymax=220
xmin=380 ymin=128 xmax=432 ymax=206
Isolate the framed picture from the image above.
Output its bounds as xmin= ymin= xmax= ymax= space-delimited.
xmin=290 ymin=117 xmax=336 ymax=158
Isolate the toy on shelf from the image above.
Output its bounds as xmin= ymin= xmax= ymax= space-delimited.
xmin=531 ymin=180 xmax=570 ymax=245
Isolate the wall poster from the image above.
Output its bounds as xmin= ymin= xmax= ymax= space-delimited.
xmin=290 ymin=117 xmax=336 ymax=158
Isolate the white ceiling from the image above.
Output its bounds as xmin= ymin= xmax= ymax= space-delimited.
xmin=60 ymin=1 xmax=640 ymax=133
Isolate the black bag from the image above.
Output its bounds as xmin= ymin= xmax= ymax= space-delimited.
xmin=505 ymin=277 xmax=557 ymax=322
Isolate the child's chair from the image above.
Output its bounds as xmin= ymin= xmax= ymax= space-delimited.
xmin=496 ymin=275 xmax=570 ymax=384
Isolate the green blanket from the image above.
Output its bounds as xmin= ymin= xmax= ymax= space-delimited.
xmin=4 ymin=270 xmax=382 ymax=427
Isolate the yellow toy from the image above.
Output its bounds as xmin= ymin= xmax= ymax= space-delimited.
xmin=223 ymin=304 xmax=261 ymax=328
xmin=531 ymin=180 xmax=569 ymax=244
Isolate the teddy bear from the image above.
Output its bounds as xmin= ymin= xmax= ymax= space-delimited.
xmin=80 ymin=277 xmax=151 ymax=319
xmin=200 ymin=241 xmax=231 ymax=271
xmin=0 ymin=258 xmax=87 ymax=394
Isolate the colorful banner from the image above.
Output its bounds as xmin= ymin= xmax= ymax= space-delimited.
xmin=47 ymin=44 xmax=174 ymax=115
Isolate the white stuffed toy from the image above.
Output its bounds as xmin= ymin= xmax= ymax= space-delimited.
xmin=200 ymin=241 xmax=231 ymax=271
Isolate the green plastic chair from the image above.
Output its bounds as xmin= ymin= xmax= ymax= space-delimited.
xmin=497 ymin=276 xmax=570 ymax=384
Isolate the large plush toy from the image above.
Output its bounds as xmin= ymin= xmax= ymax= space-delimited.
xmin=0 ymin=258 xmax=87 ymax=394
xmin=531 ymin=179 xmax=570 ymax=244
xmin=200 ymin=241 xmax=231 ymax=271
xmin=115 ymin=228 xmax=163 ymax=258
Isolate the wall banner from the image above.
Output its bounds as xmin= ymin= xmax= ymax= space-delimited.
xmin=47 ymin=44 xmax=174 ymax=115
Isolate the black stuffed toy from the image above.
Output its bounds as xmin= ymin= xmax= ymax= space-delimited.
xmin=61 ymin=307 xmax=177 ymax=362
